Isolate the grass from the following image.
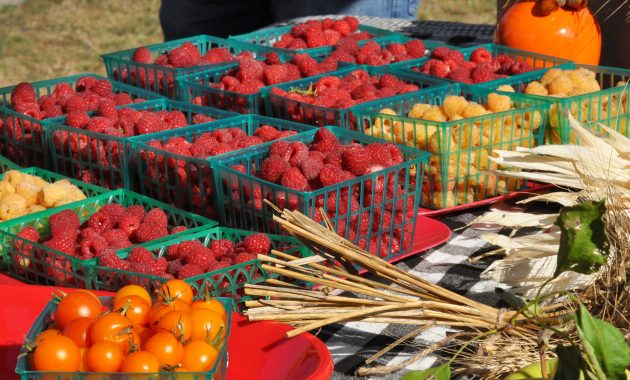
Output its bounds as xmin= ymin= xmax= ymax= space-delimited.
xmin=0 ymin=0 xmax=496 ymax=87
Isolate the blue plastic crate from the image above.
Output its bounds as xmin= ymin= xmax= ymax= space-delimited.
xmin=0 ymin=74 xmax=163 ymax=169
xmin=103 ymin=34 xmax=290 ymax=99
xmin=46 ymin=98 xmax=238 ymax=190
xmin=129 ymin=114 xmax=315 ymax=219
xmin=212 ymin=126 xmax=430 ymax=261
xmin=265 ymin=65 xmax=448 ymax=129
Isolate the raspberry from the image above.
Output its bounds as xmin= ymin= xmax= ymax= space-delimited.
xmin=53 ymin=82 xmax=74 ymax=98
xmin=281 ymin=167 xmax=308 ymax=190
xmin=132 ymin=47 xmax=153 ymax=63
xmin=66 ymin=112 xmax=90 ymax=128
xmin=405 ymin=39 xmax=426 ymax=58
xmin=167 ymin=258 xmax=183 ymax=275
xmin=168 ymin=42 xmax=201 ymax=68
xmin=253 ymin=125 xmax=279 ymax=142
xmin=421 ymin=59 xmax=449 ymax=78
xmin=135 ymin=223 xmax=168 ymax=243
xmin=88 ymin=211 xmax=113 ymax=233
xmin=177 ymin=264 xmax=204 ymax=279
xmin=154 ymin=54 xmax=169 ymax=66
xmin=14 ymin=226 xmax=40 ymax=267
xmin=494 ymin=54 xmax=514 ymax=72
xmin=273 ymin=33 xmax=295 ymax=48
xmin=288 ymin=142 xmax=309 ymax=167
xmin=242 ymin=233 xmax=271 ymax=254
xmin=128 ymin=262 xmax=152 ymax=275
xmin=470 ymin=47 xmax=492 ymax=64
xmin=324 ymin=151 xmax=343 ymax=167
xmin=101 ymin=229 xmax=131 ymax=248
xmin=237 ymin=58 xmax=264 ymax=81
xmin=315 ymin=76 xmax=341 ymax=93
xmin=127 ymin=247 xmax=154 ymax=264
xmin=287 ymin=38 xmax=308 ymax=49
xmin=98 ymin=204 xmax=126 ymax=225
xmin=323 ymin=29 xmax=342 ymax=45
xmin=293 ymin=54 xmax=320 ymax=76
xmin=448 ymin=67 xmax=473 ymax=83
xmin=176 ymin=240 xmax=205 ymax=261
xmin=341 ymin=145 xmax=370 ymax=176
xmin=260 ymin=155 xmax=290 ymax=183
xmin=192 ymin=114 xmax=215 ymax=125
xmin=98 ymin=251 xmax=130 ymax=270
xmin=509 ymin=61 xmax=532 ymax=75
xmin=269 ymin=140 xmax=293 ymax=161
xmin=79 ymin=235 xmax=107 ymax=259
xmin=63 ymin=95 xmax=89 ymax=113
xmin=149 ymin=257 xmax=168 ymax=275
xmin=387 ymin=43 xmax=407 ymax=56
xmin=210 ymin=239 xmax=235 ymax=258
xmin=312 ymin=128 xmax=339 ymax=153
xmin=343 ymin=16 xmax=360 ymax=32
xmin=85 ymin=116 xmax=114 ymax=133
xmin=170 ymin=226 xmax=187 ymax=235
xmin=117 ymin=213 xmax=142 ymax=237
xmin=90 ymin=79 xmax=113 ymax=97
xmin=186 ymin=247 xmax=217 ymax=272
xmin=75 ymin=76 xmax=97 ymax=92
xmin=143 ymin=208 xmax=168 ymax=228
xmin=264 ymin=52 xmax=282 ymax=65
xmin=44 ymin=235 xmax=77 ymax=256
xmin=11 ymin=82 xmax=37 ymax=106
xmin=135 ymin=113 xmax=163 ymax=135
xmin=234 ymin=252 xmax=257 ymax=264
xmin=49 ymin=210 xmax=80 ymax=237
xmin=209 ymin=143 xmax=232 ymax=156
xmin=446 ymin=50 xmax=465 ymax=64
xmin=319 ymin=164 xmax=344 ymax=187
xmin=471 ymin=66 xmax=496 ymax=84
xmin=263 ymin=64 xmax=289 ymax=85
xmin=332 ymin=20 xmax=352 ymax=37
xmin=365 ymin=143 xmax=393 ymax=167
xmin=299 ymin=156 xmax=324 ymax=180
xmin=124 ymin=205 xmax=146 ymax=220
xmin=430 ymin=46 xmax=451 ymax=61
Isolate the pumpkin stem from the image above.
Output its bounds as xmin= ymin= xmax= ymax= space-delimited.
xmin=535 ymin=0 xmax=587 ymax=16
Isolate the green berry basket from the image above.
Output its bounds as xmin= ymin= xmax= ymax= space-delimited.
xmin=128 ymin=114 xmax=315 ymax=219
xmin=0 ymin=154 xmax=20 ymax=173
xmin=0 ymin=74 xmax=163 ymax=169
xmin=264 ymin=65 xmax=448 ymax=130
xmin=389 ymin=43 xmax=572 ymax=87
xmin=46 ymin=98 xmax=238 ymax=190
xmin=0 ymin=188 xmax=216 ymax=288
xmin=87 ymin=226 xmax=311 ymax=310
xmin=102 ymin=34 xmax=290 ymax=99
xmin=351 ymin=83 xmax=551 ymax=209
xmin=15 ymin=295 xmax=232 ymax=380
xmin=481 ymin=63 xmax=630 ymax=144
xmin=212 ymin=126 xmax=430 ymax=262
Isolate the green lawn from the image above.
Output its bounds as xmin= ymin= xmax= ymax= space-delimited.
xmin=0 ymin=0 xmax=496 ymax=87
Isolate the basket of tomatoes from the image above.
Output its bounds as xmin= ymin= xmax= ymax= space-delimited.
xmin=16 ymin=280 xmax=231 ymax=379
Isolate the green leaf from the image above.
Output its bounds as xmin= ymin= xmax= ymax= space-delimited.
xmin=554 ymin=200 xmax=609 ymax=277
xmin=574 ymin=303 xmax=630 ymax=380
xmin=554 ymin=345 xmax=587 ymax=380
xmin=400 ymin=364 xmax=451 ymax=380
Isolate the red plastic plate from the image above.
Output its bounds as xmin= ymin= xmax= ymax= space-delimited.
xmin=0 ymin=282 xmax=333 ymax=380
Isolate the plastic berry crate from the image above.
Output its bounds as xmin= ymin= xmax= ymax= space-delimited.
xmin=46 ymin=98 xmax=238 ymax=190
xmin=129 ymin=114 xmax=315 ymax=219
xmin=0 ymin=188 xmax=216 ymax=288
xmin=484 ymin=63 xmax=630 ymax=144
xmin=0 ymin=154 xmax=19 ymax=173
xmin=389 ymin=43 xmax=572 ymax=87
xmin=352 ymin=83 xmax=550 ymax=209
xmin=0 ymin=74 xmax=163 ymax=169
xmin=264 ymin=65 xmax=448 ymax=130
xmin=103 ymin=34 xmax=289 ymax=99
xmin=212 ymin=126 xmax=430 ymax=261
xmin=229 ymin=23 xmax=396 ymax=54
xmin=87 ymin=226 xmax=310 ymax=310
xmin=15 ymin=295 xmax=232 ymax=380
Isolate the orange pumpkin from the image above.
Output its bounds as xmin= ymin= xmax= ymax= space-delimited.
xmin=495 ymin=0 xmax=601 ymax=66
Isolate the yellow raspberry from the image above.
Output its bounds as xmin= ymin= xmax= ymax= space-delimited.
xmin=496 ymin=84 xmax=515 ymax=93
xmin=442 ymin=96 xmax=469 ymax=119
xmin=0 ymin=193 xmax=27 ymax=220
xmin=486 ymin=93 xmax=512 ymax=112
xmin=548 ymin=74 xmax=574 ymax=96
xmin=421 ymin=105 xmax=447 ymax=122
xmin=462 ymin=103 xmax=488 ymax=118
xmin=15 ymin=180 xmax=41 ymax=206
xmin=574 ymin=67 xmax=596 ymax=79
xmin=524 ymin=81 xmax=549 ymax=96
xmin=407 ymin=103 xmax=431 ymax=119
xmin=540 ymin=68 xmax=563 ymax=85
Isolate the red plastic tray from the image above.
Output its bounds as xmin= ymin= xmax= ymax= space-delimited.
xmin=0 ymin=282 xmax=333 ymax=380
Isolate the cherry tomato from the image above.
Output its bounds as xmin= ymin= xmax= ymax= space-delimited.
xmin=134 ymin=325 xmax=153 ymax=346
xmin=79 ymin=347 xmax=89 ymax=371
xmin=148 ymin=299 xmax=190 ymax=330
xmin=143 ymin=331 xmax=184 ymax=366
xmin=190 ymin=309 xmax=225 ymax=342
xmin=34 ymin=328 xmax=61 ymax=345
xmin=180 ymin=340 xmax=218 ymax=372
xmin=62 ymin=317 xmax=94 ymax=348
xmin=114 ymin=285 xmax=152 ymax=307
xmin=86 ymin=341 xmax=124 ymax=372
xmin=114 ymin=295 xmax=151 ymax=326
xmin=191 ymin=298 xmax=226 ymax=321
xmin=158 ymin=310 xmax=193 ymax=341
xmin=120 ymin=351 xmax=159 ymax=373
xmin=55 ymin=291 xmax=101 ymax=329
xmin=33 ymin=335 xmax=81 ymax=371
xmin=89 ymin=313 xmax=136 ymax=354
xmin=75 ymin=289 xmax=103 ymax=310
xmin=157 ymin=279 xmax=193 ymax=305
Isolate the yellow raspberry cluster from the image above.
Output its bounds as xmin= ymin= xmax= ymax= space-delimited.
xmin=0 ymin=170 xmax=87 ymax=221
xmin=520 ymin=68 xmax=601 ymax=97
xmin=364 ymin=93 xmax=541 ymax=208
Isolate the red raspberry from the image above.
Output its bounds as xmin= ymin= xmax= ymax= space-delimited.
xmin=281 ymin=167 xmax=308 ymax=190
xmin=85 ymin=116 xmax=114 ymax=133
xmin=49 ymin=210 xmax=80 ymax=237
xmin=88 ymin=211 xmax=114 ymax=233
xmin=166 ymin=258 xmax=183 ymax=275
xmin=44 ymin=235 xmax=77 ymax=256
xmin=177 ymin=264 xmax=204 ymax=279
xmin=168 ymin=42 xmax=201 ymax=68
xmin=234 ymin=252 xmax=257 ymax=264
xmin=269 ymin=140 xmax=293 ymax=161
xmin=365 ymin=143 xmax=394 ymax=167
xmin=237 ymin=58 xmax=265 ymax=81
xmin=132 ymin=47 xmax=152 ymax=63
xmin=325 ymin=151 xmax=344 ymax=168
xmin=263 ymin=64 xmax=289 ymax=85
xmin=154 ymin=54 xmax=169 ymax=66
xmin=135 ymin=223 xmax=168 ymax=243
xmin=66 ymin=112 xmax=90 ymax=129
xmin=234 ymin=81 xmax=264 ymax=95
xmin=209 ymin=143 xmax=232 ymax=156
xmin=98 ymin=251 xmax=129 ymax=270
xmin=210 ymin=239 xmax=235 ymax=258
xmin=98 ymin=204 xmax=126 ymax=225
xmin=175 ymin=240 xmax=205 ymax=262
xmin=315 ymin=76 xmax=341 ymax=93
xmin=509 ymin=61 xmax=532 ymax=75
xmin=332 ymin=20 xmax=352 ymax=37
xmin=13 ymin=226 xmax=40 ymax=267
xmin=124 ymin=205 xmax=146 ymax=220
xmin=135 ymin=113 xmax=163 ymax=135
xmin=90 ymin=79 xmax=113 ymax=97
xmin=253 ymin=125 xmax=279 ymax=142
xmin=470 ymin=47 xmax=493 ymax=64
xmin=242 ymin=233 xmax=271 ymax=254
xmin=192 ymin=114 xmax=215 ymax=125
xmin=127 ymin=247 xmax=154 ymax=263
xmin=186 ymin=247 xmax=217 ymax=271
xmin=53 ymin=82 xmax=74 ymax=98
xmin=471 ymin=66 xmax=496 ymax=84
xmin=114 ymin=93 xmax=133 ymax=106
xmin=421 ymin=59 xmax=449 ymax=78
xmin=342 ymin=145 xmax=370 ymax=176
xmin=117 ymin=213 xmax=142 ymax=237
xmin=430 ymin=46 xmax=452 ymax=60
xmin=170 ymin=226 xmax=187 ymax=235
xmin=336 ymin=37 xmax=360 ymax=54
xmin=494 ymin=54 xmax=514 ymax=72
xmin=149 ymin=257 xmax=168 ymax=275
xmin=343 ymin=16 xmax=360 ymax=32
xmin=299 ymin=156 xmax=324 ymax=180
xmin=11 ymin=82 xmax=37 ymax=106
xmin=448 ymin=67 xmax=473 ymax=84
xmin=293 ymin=54 xmax=320 ymax=76
xmin=287 ymin=38 xmax=308 ymax=49
xmin=101 ymin=229 xmax=132 ymax=249
xmin=79 ymin=235 xmax=108 ymax=259
xmin=312 ymin=128 xmax=339 ymax=153
xmin=378 ymin=74 xmax=401 ymax=89
xmin=288 ymin=142 xmax=309 ymax=167
xmin=63 ymin=95 xmax=89 ymax=113
xmin=128 ymin=262 xmax=152 ymax=275
xmin=75 ymin=76 xmax=98 ymax=92
xmin=405 ymin=39 xmax=426 ymax=58
xmin=265 ymin=52 xmax=282 ymax=65
xmin=323 ymin=29 xmax=342 ymax=45
xmin=319 ymin=164 xmax=344 ymax=187
xmin=387 ymin=43 xmax=407 ymax=56
xmin=143 ymin=208 xmax=168 ymax=228
xmin=273 ymin=33 xmax=295 ymax=48
xmin=446 ymin=50 xmax=465 ymax=64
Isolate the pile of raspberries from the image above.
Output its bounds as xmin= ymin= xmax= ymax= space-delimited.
xmin=12 ymin=205 xmax=189 ymax=285
xmin=229 ymin=129 xmax=416 ymax=255
xmin=272 ymin=16 xmax=371 ymax=49
xmin=417 ymin=47 xmax=533 ymax=84
xmin=324 ymin=38 xmax=428 ymax=66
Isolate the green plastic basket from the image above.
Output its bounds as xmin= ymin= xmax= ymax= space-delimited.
xmin=265 ymin=65 xmax=448 ymax=129
xmin=229 ymin=23 xmax=395 ymax=54
xmin=88 ymin=226 xmax=310 ymax=309
xmin=0 ymin=154 xmax=19 ymax=172
xmin=212 ymin=126 xmax=430 ymax=260
xmin=389 ymin=43 xmax=572 ymax=86
xmin=103 ymin=34 xmax=289 ymax=98
xmin=0 ymin=74 xmax=163 ymax=169
xmin=15 ymin=295 xmax=232 ymax=380
xmin=352 ymin=84 xmax=550 ymax=209
xmin=47 ymin=98 xmax=238 ymax=190
xmin=129 ymin=114 xmax=315 ymax=219
xmin=0 ymin=188 xmax=216 ymax=288
xmin=485 ymin=63 xmax=630 ymax=144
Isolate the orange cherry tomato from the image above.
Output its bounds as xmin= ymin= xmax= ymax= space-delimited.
xmin=54 ymin=291 xmax=102 ymax=329
xmin=34 ymin=328 xmax=62 ymax=345
xmin=62 ymin=317 xmax=94 ymax=348
xmin=114 ymin=285 xmax=152 ymax=307
xmin=148 ymin=299 xmax=190 ymax=331
xmin=89 ymin=313 xmax=135 ymax=354
xmin=120 ymin=351 xmax=159 ymax=373
xmin=190 ymin=309 xmax=225 ymax=342
xmin=75 ymin=289 xmax=103 ymax=310
xmin=114 ymin=295 xmax=151 ymax=327
xmin=190 ymin=298 xmax=226 ymax=321
xmin=86 ymin=341 xmax=124 ymax=372
xmin=134 ymin=325 xmax=153 ymax=346
xmin=157 ymin=279 xmax=194 ymax=305
xmin=79 ymin=347 xmax=89 ymax=372
xmin=143 ymin=332 xmax=184 ymax=366
xmin=33 ymin=335 xmax=81 ymax=371
xmin=158 ymin=310 xmax=193 ymax=341
xmin=180 ymin=340 xmax=218 ymax=372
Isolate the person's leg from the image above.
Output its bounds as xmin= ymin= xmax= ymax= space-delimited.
xmin=160 ymin=0 xmax=274 ymax=41
xmin=270 ymin=0 xmax=420 ymax=22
